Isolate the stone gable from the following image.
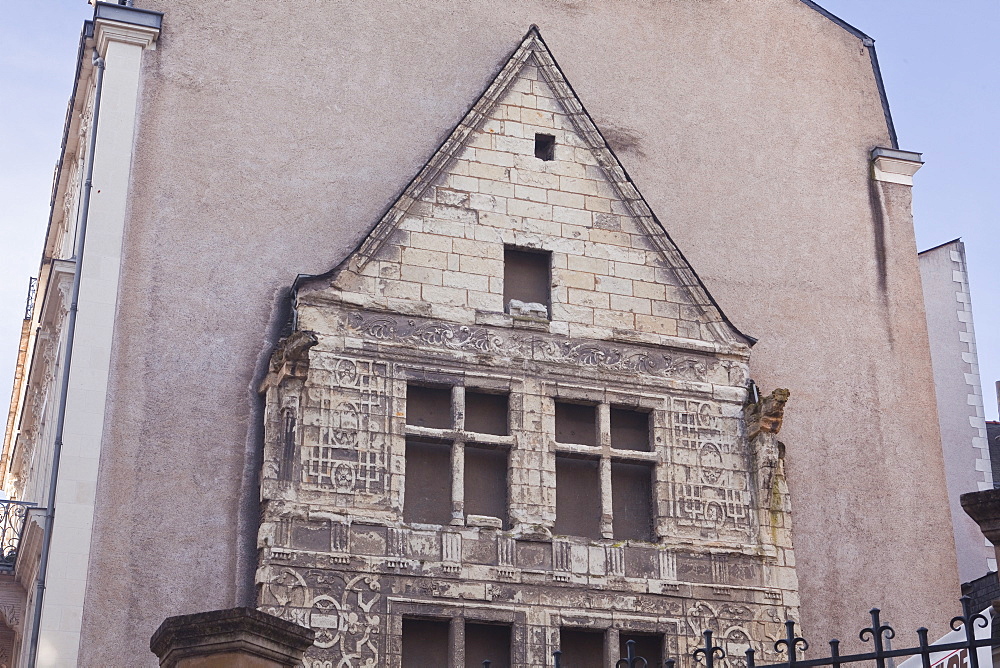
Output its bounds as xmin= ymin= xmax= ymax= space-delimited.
xmin=301 ymin=28 xmax=750 ymax=351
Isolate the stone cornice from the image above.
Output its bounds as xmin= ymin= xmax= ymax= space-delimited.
xmin=94 ymin=18 xmax=159 ymax=56
xmin=871 ymin=147 xmax=923 ymax=186
xmin=150 ymin=607 xmax=315 ymax=667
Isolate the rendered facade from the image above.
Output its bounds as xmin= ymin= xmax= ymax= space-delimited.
xmin=0 ymin=0 xmax=973 ymax=666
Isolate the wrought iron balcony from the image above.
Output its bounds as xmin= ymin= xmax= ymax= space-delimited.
xmin=0 ymin=500 xmax=36 ymax=572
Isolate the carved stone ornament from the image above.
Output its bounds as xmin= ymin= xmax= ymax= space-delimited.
xmin=341 ymin=311 xmax=718 ymax=382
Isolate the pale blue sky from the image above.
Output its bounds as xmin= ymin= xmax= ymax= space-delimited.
xmin=1 ymin=1 xmax=997 ymax=420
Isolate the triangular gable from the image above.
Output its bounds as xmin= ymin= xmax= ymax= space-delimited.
xmin=300 ymin=27 xmax=752 ymax=349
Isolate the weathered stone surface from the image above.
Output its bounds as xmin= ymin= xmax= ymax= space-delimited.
xmin=149 ymin=607 xmax=314 ymax=668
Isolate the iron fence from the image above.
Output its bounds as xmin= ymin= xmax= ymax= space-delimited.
xmin=476 ymin=596 xmax=997 ymax=668
xmin=0 ymin=499 xmax=36 ymax=571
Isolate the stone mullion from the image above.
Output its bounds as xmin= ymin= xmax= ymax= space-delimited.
xmin=451 ymin=440 xmax=465 ymax=525
xmin=605 ymin=627 xmax=620 ymax=666
xmin=452 ymin=385 xmax=466 ymax=525
xmin=449 ymin=617 xmax=465 ymax=668
xmin=512 ymin=380 xmax=549 ymax=530
xmin=598 ymin=402 xmax=614 ymax=538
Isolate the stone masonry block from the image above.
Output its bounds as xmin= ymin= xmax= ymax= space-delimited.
xmin=552 ymin=206 xmax=591 ymax=227
xmin=554 ymin=270 xmax=595 ymax=290
xmin=443 ymin=271 xmax=489 ymax=292
xmin=610 ymin=294 xmax=652 ymax=314
xmin=469 ymin=193 xmax=507 ymax=213
xmin=469 ymin=161 xmax=512 ymax=182
xmin=595 ymin=276 xmax=633 ymax=296
xmin=515 ymin=184 xmax=548 ymax=203
xmin=567 ymin=255 xmax=609 ymax=274
xmin=402 ymin=247 xmax=449 ymax=270
xmin=594 ymin=309 xmax=636 ymax=330
xmin=585 ymin=196 xmax=612 ymax=213
xmin=612 ymin=262 xmax=655 ymax=282
xmin=568 ymin=288 xmax=610 ymax=309
xmin=409 ymin=232 xmax=453 ymax=253
xmin=516 ymin=169 xmax=561 ymax=190
xmin=636 ymin=314 xmax=678 ymax=336
xmin=508 ymin=199 xmax=552 ymax=220
xmin=547 ymin=190 xmax=586 ymax=209
xmin=459 ymin=256 xmax=504 ymax=277
xmin=475 ymin=149 xmax=516 ymax=168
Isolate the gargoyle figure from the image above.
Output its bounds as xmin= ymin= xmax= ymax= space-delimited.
xmin=745 ymin=386 xmax=790 ymax=442
xmin=745 ymin=386 xmax=790 ymax=495
xmin=263 ymin=330 xmax=318 ymax=388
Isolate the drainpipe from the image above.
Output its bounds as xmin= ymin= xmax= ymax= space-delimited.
xmin=26 ymin=49 xmax=106 ymax=668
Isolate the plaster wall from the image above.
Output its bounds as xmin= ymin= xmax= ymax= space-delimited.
xmin=78 ymin=0 xmax=956 ymax=664
xmin=918 ymin=241 xmax=994 ymax=582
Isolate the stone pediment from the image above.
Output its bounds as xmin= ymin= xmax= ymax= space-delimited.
xmin=296 ymin=27 xmax=751 ymax=351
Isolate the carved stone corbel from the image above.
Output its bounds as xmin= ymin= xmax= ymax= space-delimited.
xmin=745 ymin=388 xmax=790 ymax=497
xmin=260 ymin=331 xmax=318 ymax=391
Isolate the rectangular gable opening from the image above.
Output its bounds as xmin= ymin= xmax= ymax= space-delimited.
xmin=504 ymin=247 xmax=550 ymax=318
xmin=402 ymin=618 xmax=449 ymax=668
xmin=612 ymin=461 xmax=654 ymax=541
xmin=465 ymin=391 xmax=509 ymax=436
xmin=610 ymin=407 xmax=651 ymax=451
xmin=555 ymin=401 xmax=598 ymax=446
xmin=619 ymin=633 xmax=663 ymax=667
xmin=535 ymin=133 xmax=555 ymax=161
xmin=555 ymin=454 xmax=602 ymax=539
xmin=559 ymin=628 xmax=604 ymax=668
xmin=404 ymin=439 xmax=452 ymax=525
xmin=406 ymin=384 xmax=452 ymax=430
xmin=464 ymin=445 xmax=509 ymax=527
xmin=466 ymin=623 xmax=511 ymax=668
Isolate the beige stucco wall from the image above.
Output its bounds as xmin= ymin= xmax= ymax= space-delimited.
xmin=78 ymin=0 xmax=957 ymax=663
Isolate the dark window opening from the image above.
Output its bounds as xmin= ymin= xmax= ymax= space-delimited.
xmin=466 ymin=623 xmax=511 ymax=668
xmin=404 ymin=439 xmax=452 ymax=525
xmin=535 ymin=133 xmax=555 ymax=161
xmin=465 ymin=391 xmax=509 ymax=436
xmin=406 ymin=384 xmax=452 ymax=430
xmin=402 ymin=618 xmax=449 ymax=668
xmin=612 ymin=461 xmax=654 ymax=541
xmin=559 ymin=629 xmax=604 ymax=668
xmin=619 ymin=633 xmax=663 ymax=667
xmin=555 ymin=455 xmax=602 ymax=539
xmin=610 ymin=407 xmax=651 ymax=451
xmin=465 ymin=445 xmax=509 ymax=527
xmin=504 ymin=247 xmax=551 ymax=317
xmin=555 ymin=402 xmax=598 ymax=446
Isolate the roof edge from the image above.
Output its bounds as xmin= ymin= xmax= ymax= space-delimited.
xmin=918 ymin=238 xmax=963 ymax=256
xmin=798 ymin=0 xmax=899 ymax=149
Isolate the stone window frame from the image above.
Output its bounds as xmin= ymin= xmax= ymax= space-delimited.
xmin=548 ymin=386 xmax=666 ymax=541
xmin=402 ymin=370 xmax=519 ymax=528
xmin=549 ymin=612 xmax=678 ymax=667
xmin=389 ymin=600 xmax=527 ymax=668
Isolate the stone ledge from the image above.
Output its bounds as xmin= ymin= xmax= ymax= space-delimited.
xmin=962 ymin=489 xmax=1000 ymax=544
xmin=871 ymin=147 xmax=923 ymax=186
xmin=150 ymin=607 xmax=314 ymax=668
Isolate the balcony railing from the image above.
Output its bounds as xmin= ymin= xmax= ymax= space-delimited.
xmin=0 ymin=500 xmax=36 ymax=572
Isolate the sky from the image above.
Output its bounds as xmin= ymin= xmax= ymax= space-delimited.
xmin=0 ymin=1 xmax=997 ymax=421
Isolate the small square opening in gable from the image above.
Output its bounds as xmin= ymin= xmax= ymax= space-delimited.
xmin=504 ymin=247 xmax=550 ymax=319
xmin=534 ymin=133 xmax=555 ymax=161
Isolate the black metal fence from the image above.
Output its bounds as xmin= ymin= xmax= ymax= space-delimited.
xmin=0 ymin=499 xmax=36 ymax=571
xmin=478 ymin=596 xmax=996 ymax=668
